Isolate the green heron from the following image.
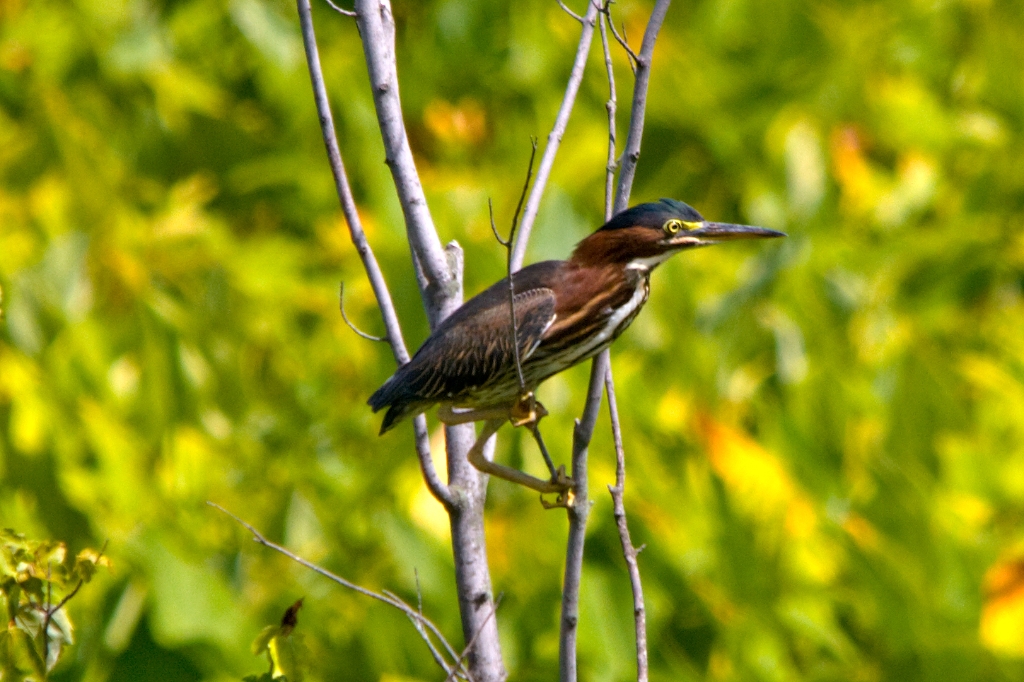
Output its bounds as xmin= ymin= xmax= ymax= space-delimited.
xmin=369 ymin=199 xmax=783 ymax=493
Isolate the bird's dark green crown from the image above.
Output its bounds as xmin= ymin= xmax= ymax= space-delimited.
xmin=598 ymin=198 xmax=704 ymax=232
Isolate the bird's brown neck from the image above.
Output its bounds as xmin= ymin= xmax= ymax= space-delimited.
xmin=558 ymin=233 xmax=654 ymax=317
xmin=569 ymin=226 xmax=666 ymax=268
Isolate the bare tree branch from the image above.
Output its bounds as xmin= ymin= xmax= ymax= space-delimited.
xmin=445 ymin=594 xmax=502 ymax=682
xmin=559 ymin=351 xmax=607 ymax=682
xmin=210 ymin=502 xmax=471 ymax=680
xmin=296 ymin=0 xmax=455 ymax=508
xmin=298 ymin=0 xmax=406 ymax=364
xmin=560 ymin=2 xmax=670 ymax=680
xmin=353 ymin=0 xmax=458 ymax=324
xmin=601 ymin=12 xmax=648 ymax=679
xmin=605 ymin=364 xmax=648 ymax=682
xmin=510 ymin=0 xmax=601 ymax=272
xmin=346 ymin=5 xmax=507 ymax=679
xmin=614 ymin=0 xmax=672 ymax=212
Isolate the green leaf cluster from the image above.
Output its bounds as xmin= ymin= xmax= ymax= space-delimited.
xmin=1 ymin=529 xmax=109 ymax=680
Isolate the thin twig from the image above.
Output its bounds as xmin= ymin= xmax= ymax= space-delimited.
xmin=605 ymin=14 xmax=638 ymax=72
xmin=530 ymin=423 xmax=559 ymax=479
xmin=296 ymin=0 xmax=454 ymax=509
xmin=489 ymin=140 xmax=539 ymax=393
xmin=599 ymin=7 xmax=618 ymax=222
xmin=210 ymin=502 xmax=471 ymax=681
xmin=509 ymin=138 xmax=538 ymax=243
xmin=324 ymin=0 xmax=357 ymax=17
xmin=605 ymin=364 xmax=648 ymax=682
xmin=385 ymin=588 xmax=469 ymax=680
xmin=557 ymin=0 xmax=584 ymax=23
xmin=403 ymin=569 xmax=458 ymax=677
xmin=382 ymin=588 xmax=465 ymax=680
xmin=505 ymin=139 xmax=539 ymax=392
xmin=510 ymin=0 xmax=601 ymax=272
xmin=614 ymin=0 xmax=672 ymax=213
xmin=488 ymin=201 xmax=525 ymax=394
xmin=339 ymin=282 xmax=388 ymax=342
xmin=415 ymin=568 xmax=423 ymax=614
xmin=487 ymin=200 xmax=509 ymax=248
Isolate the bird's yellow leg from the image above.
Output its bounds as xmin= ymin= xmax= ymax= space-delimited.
xmin=453 ymin=418 xmax=572 ymax=495
xmin=509 ymin=394 xmax=570 ymax=496
xmin=509 ymin=391 xmax=547 ymax=427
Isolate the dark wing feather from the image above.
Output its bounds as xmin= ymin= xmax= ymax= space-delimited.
xmin=368 ymin=261 xmax=562 ymax=432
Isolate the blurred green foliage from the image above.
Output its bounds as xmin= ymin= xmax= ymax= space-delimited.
xmin=2 ymin=0 xmax=1024 ymax=680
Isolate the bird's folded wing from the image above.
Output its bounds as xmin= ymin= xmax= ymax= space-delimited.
xmin=395 ymin=287 xmax=557 ymax=402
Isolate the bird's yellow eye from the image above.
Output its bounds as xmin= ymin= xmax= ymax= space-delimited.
xmin=664 ymin=219 xmax=683 ymax=234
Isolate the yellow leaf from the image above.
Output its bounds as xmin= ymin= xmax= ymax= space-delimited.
xmin=981 ymin=558 xmax=1024 ymax=656
xmin=698 ymin=415 xmax=795 ymax=519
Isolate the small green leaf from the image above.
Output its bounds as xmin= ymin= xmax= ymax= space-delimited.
xmin=19 ymin=576 xmax=44 ymax=600
xmin=251 ymin=624 xmax=279 ymax=656
xmin=72 ymin=547 xmax=111 ymax=585
xmin=34 ymin=541 xmax=67 ymax=568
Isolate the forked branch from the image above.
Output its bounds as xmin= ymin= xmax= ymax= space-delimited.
xmin=343 ymin=2 xmax=506 ymax=679
xmin=210 ymin=502 xmax=472 ymax=681
xmin=560 ymin=1 xmax=670 ymax=679
xmin=353 ymin=0 xmax=457 ymax=323
xmin=603 ymin=7 xmax=638 ymax=73
xmin=296 ymin=0 xmax=453 ymax=507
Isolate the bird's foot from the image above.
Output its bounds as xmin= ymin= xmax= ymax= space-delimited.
xmin=539 ymin=465 xmax=576 ymax=509
xmin=510 ymin=392 xmax=548 ymax=428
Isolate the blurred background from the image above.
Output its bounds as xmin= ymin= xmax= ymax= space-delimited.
xmin=2 ymin=0 xmax=1024 ymax=679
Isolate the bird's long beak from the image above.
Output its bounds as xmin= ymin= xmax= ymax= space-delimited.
xmin=669 ymin=222 xmax=786 ymax=247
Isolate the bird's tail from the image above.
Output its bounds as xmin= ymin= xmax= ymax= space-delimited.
xmin=377 ymin=403 xmax=413 ymax=434
xmin=368 ymin=377 xmax=421 ymax=434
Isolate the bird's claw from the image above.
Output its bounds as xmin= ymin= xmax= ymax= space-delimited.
xmin=510 ymin=392 xmax=548 ymax=428
xmin=540 ymin=465 xmax=575 ymax=509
